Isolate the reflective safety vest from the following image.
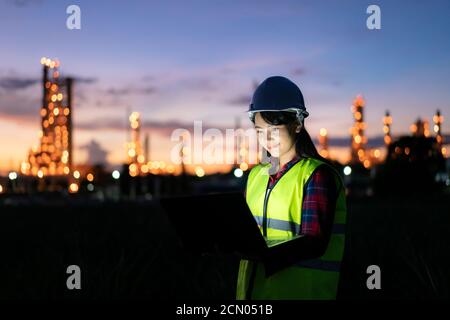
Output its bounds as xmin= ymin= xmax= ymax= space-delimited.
xmin=236 ymin=157 xmax=347 ymax=300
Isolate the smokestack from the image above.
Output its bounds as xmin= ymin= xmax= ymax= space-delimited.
xmin=66 ymin=77 xmax=73 ymax=170
xmin=41 ymin=64 xmax=48 ymax=140
xmin=144 ymin=133 xmax=150 ymax=163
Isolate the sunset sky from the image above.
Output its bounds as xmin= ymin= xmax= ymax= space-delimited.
xmin=1 ymin=0 xmax=449 ymax=174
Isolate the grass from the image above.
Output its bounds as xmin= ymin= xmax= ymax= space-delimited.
xmin=0 ymin=192 xmax=449 ymax=299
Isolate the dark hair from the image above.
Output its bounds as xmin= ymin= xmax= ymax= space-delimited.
xmin=252 ymin=111 xmax=330 ymax=164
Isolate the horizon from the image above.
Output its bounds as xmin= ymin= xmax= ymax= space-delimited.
xmin=1 ymin=0 xmax=449 ymax=174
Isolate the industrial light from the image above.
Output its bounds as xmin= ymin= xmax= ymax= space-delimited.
xmin=195 ymin=167 xmax=205 ymax=178
xmin=8 ymin=172 xmax=17 ymax=180
xmin=234 ymin=168 xmax=243 ymax=178
xmin=343 ymin=166 xmax=352 ymax=176
xmin=112 ymin=170 xmax=120 ymax=180
xmin=69 ymin=183 xmax=79 ymax=193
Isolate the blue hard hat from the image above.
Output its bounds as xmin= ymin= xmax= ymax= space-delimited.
xmin=248 ymin=76 xmax=308 ymax=122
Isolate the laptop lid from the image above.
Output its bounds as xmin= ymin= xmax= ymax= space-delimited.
xmin=160 ymin=192 xmax=267 ymax=259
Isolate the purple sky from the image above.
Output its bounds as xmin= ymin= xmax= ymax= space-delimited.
xmin=0 ymin=0 xmax=449 ymax=172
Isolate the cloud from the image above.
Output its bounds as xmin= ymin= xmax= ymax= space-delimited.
xmin=76 ymin=118 xmax=234 ymax=136
xmin=106 ymin=86 xmax=157 ymax=96
xmin=0 ymin=93 xmax=40 ymax=123
xmin=141 ymin=72 xmax=222 ymax=95
xmin=138 ymin=58 xmax=279 ymax=93
xmin=76 ymin=118 xmax=182 ymax=133
xmin=224 ymin=80 xmax=258 ymax=107
xmin=76 ymin=116 xmax=391 ymax=150
xmin=79 ymin=139 xmax=109 ymax=166
xmin=7 ymin=0 xmax=44 ymax=8
xmin=72 ymin=76 xmax=98 ymax=84
xmin=226 ymin=93 xmax=251 ymax=107
xmin=290 ymin=67 xmax=307 ymax=76
xmin=0 ymin=77 xmax=38 ymax=90
xmin=179 ymin=77 xmax=219 ymax=91
xmin=0 ymin=76 xmax=98 ymax=123
xmin=330 ymin=80 xmax=342 ymax=87
xmin=312 ymin=135 xmax=386 ymax=148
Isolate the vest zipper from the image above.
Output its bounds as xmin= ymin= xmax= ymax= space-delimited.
xmin=262 ymin=186 xmax=273 ymax=238
xmin=261 ymin=157 xmax=301 ymax=238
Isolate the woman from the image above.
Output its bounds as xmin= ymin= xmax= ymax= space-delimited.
xmin=236 ymin=76 xmax=347 ymax=300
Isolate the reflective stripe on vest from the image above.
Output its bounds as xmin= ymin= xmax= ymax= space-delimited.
xmin=236 ymin=157 xmax=347 ymax=300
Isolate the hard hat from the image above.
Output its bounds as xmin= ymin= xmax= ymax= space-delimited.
xmin=248 ymin=76 xmax=309 ymax=122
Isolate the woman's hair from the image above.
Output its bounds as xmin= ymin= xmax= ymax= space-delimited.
xmin=251 ymin=111 xmax=330 ymax=164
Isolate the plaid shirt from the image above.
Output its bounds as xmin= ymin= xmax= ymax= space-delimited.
xmin=267 ymin=155 xmax=337 ymax=237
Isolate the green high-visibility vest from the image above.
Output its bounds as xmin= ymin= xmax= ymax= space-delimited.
xmin=236 ymin=157 xmax=347 ymax=300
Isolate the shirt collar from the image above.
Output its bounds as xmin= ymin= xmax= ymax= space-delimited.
xmin=270 ymin=154 xmax=300 ymax=177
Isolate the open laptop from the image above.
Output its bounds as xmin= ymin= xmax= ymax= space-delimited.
xmin=159 ymin=192 xmax=303 ymax=260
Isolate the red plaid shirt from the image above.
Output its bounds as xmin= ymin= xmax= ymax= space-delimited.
xmin=267 ymin=155 xmax=337 ymax=237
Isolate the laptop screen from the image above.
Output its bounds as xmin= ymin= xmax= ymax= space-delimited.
xmin=160 ymin=192 xmax=267 ymax=258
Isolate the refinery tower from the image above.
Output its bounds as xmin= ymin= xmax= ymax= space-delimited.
xmin=22 ymin=57 xmax=73 ymax=178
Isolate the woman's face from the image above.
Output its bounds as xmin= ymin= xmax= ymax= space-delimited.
xmin=254 ymin=112 xmax=297 ymax=157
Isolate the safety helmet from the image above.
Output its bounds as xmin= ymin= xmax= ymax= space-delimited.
xmin=248 ymin=76 xmax=309 ymax=123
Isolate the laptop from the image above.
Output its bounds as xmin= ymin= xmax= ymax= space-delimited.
xmin=159 ymin=192 xmax=303 ymax=261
